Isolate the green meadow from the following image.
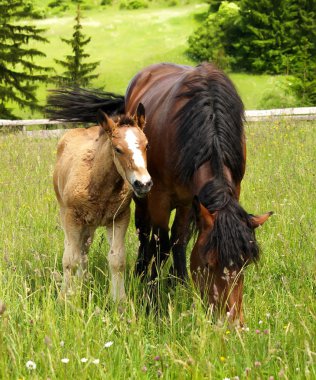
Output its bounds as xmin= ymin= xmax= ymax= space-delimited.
xmin=14 ymin=3 xmax=286 ymax=119
xmin=0 ymin=119 xmax=315 ymax=379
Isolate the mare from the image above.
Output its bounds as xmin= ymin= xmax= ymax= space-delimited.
xmin=47 ymin=63 xmax=272 ymax=322
xmin=52 ymin=103 xmax=152 ymax=301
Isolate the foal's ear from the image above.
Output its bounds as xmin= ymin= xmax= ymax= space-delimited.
xmin=97 ymin=109 xmax=116 ymax=135
xmin=135 ymin=103 xmax=146 ymax=130
xmin=249 ymin=211 xmax=273 ymax=229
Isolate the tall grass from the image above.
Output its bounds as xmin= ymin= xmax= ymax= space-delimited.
xmin=0 ymin=120 xmax=315 ymax=379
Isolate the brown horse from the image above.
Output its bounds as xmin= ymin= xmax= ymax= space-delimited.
xmin=52 ymin=103 xmax=152 ymax=300
xmin=47 ymin=63 xmax=272 ymax=322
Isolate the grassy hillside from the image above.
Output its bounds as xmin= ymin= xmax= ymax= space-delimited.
xmin=14 ymin=3 xmax=287 ymax=118
xmin=0 ymin=120 xmax=315 ymax=378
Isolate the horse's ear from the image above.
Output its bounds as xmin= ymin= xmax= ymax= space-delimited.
xmin=135 ymin=103 xmax=146 ymax=130
xmin=249 ymin=211 xmax=273 ymax=229
xmin=97 ymin=109 xmax=116 ymax=135
xmin=192 ymin=196 xmax=215 ymax=228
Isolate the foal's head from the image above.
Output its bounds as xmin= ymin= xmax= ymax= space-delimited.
xmin=97 ymin=103 xmax=152 ymax=198
xmin=190 ymin=183 xmax=272 ymax=324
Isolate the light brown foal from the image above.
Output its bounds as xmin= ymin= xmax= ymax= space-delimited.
xmin=53 ymin=104 xmax=152 ymax=300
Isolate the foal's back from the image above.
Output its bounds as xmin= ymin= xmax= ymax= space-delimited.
xmin=53 ymin=126 xmax=113 ymax=212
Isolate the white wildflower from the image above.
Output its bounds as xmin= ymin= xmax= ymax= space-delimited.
xmin=26 ymin=360 xmax=36 ymax=370
xmin=61 ymin=358 xmax=69 ymax=364
xmin=81 ymin=357 xmax=88 ymax=363
xmin=104 ymin=341 xmax=113 ymax=348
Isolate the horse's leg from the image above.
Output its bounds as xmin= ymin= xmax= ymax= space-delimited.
xmin=105 ymin=209 xmax=130 ymax=302
xmin=143 ymin=192 xmax=171 ymax=281
xmin=149 ymin=226 xmax=170 ymax=281
xmin=170 ymin=206 xmax=190 ymax=281
xmin=134 ymin=196 xmax=152 ymax=277
xmin=60 ymin=208 xmax=90 ymax=294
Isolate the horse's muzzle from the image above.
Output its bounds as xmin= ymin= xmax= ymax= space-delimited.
xmin=133 ymin=178 xmax=153 ymax=198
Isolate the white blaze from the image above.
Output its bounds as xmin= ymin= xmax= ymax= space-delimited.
xmin=125 ymin=129 xmax=146 ymax=169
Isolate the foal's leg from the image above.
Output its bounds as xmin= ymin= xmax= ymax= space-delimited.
xmin=170 ymin=206 xmax=190 ymax=281
xmin=76 ymin=226 xmax=96 ymax=279
xmin=106 ymin=209 xmax=130 ymax=302
xmin=60 ymin=208 xmax=93 ymax=294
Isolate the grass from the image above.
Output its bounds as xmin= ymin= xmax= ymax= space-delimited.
xmin=13 ymin=3 xmax=288 ymax=119
xmin=0 ymin=120 xmax=315 ymax=379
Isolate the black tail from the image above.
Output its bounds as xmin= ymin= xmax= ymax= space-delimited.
xmin=46 ymin=87 xmax=126 ymax=123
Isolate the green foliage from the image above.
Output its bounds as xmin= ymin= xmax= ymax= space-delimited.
xmin=119 ymin=0 xmax=149 ymax=10
xmin=258 ymin=77 xmax=299 ymax=109
xmin=188 ymin=0 xmax=316 ymax=104
xmin=187 ymin=1 xmax=240 ymax=70
xmin=101 ymin=0 xmax=113 ymax=5
xmin=0 ymin=0 xmax=50 ymax=119
xmin=53 ymin=5 xmax=100 ymax=87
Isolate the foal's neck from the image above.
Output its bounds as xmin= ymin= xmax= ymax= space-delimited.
xmin=90 ymin=133 xmax=122 ymax=188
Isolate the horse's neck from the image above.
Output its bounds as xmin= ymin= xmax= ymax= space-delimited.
xmin=193 ymin=162 xmax=237 ymax=198
xmin=90 ymin=135 xmax=122 ymax=190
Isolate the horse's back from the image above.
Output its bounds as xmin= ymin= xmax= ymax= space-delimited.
xmin=126 ymin=63 xmax=191 ymax=115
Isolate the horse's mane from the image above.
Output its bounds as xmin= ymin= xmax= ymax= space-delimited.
xmin=173 ymin=63 xmax=245 ymax=185
xmin=177 ymin=64 xmax=259 ymax=268
xmin=197 ymin=179 xmax=260 ymax=269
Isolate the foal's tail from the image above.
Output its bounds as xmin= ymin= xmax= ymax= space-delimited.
xmin=46 ymin=87 xmax=126 ymax=123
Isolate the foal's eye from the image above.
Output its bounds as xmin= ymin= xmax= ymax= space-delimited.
xmin=114 ymin=147 xmax=123 ymax=154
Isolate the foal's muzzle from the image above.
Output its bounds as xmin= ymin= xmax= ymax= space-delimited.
xmin=133 ymin=178 xmax=153 ymax=198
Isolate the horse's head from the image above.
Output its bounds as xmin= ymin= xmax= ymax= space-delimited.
xmin=97 ymin=103 xmax=152 ymax=198
xmin=190 ymin=192 xmax=272 ymax=325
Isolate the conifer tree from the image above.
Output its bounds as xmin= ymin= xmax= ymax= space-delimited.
xmin=54 ymin=5 xmax=100 ymax=87
xmin=0 ymin=0 xmax=50 ymax=119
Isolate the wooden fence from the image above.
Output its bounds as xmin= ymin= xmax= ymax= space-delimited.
xmin=0 ymin=107 xmax=315 ymax=137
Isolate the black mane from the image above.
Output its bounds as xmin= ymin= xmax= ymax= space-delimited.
xmin=198 ymin=179 xmax=260 ymax=269
xmin=173 ymin=63 xmax=245 ymax=185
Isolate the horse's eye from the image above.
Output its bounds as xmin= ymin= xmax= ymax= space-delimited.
xmin=115 ymin=147 xmax=123 ymax=154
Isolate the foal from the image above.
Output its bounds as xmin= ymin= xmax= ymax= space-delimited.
xmin=53 ymin=104 xmax=152 ymax=300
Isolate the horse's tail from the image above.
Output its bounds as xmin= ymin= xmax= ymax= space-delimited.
xmin=46 ymin=87 xmax=126 ymax=123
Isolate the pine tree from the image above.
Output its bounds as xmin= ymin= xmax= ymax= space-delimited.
xmin=54 ymin=5 xmax=100 ymax=87
xmin=0 ymin=0 xmax=50 ymax=119
xmin=233 ymin=0 xmax=316 ymax=75
xmin=233 ymin=0 xmax=287 ymax=73
xmin=283 ymin=0 xmax=316 ymax=104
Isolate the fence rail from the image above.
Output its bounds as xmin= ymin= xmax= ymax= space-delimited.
xmin=245 ymin=106 xmax=316 ymax=121
xmin=0 ymin=107 xmax=315 ymax=133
